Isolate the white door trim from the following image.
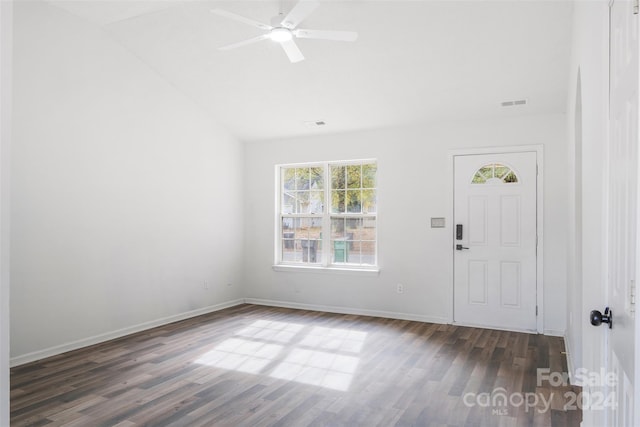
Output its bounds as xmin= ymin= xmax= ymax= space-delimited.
xmin=447 ymin=144 xmax=544 ymax=334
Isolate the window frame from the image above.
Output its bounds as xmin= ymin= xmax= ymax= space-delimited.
xmin=274 ymin=159 xmax=379 ymax=273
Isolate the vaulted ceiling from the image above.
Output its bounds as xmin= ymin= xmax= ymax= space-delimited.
xmin=48 ymin=0 xmax=573 ymax=141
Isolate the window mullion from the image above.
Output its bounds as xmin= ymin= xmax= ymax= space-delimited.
xmin=322 ymin=163 xmax=331 ymax=267
xmin=276 ymin=167 xmax=282 ymax=264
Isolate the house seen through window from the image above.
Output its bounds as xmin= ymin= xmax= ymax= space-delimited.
xmin=278 ymin=160 xmax=377 ymax=268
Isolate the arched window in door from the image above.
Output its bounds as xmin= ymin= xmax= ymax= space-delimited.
xmin=471 ymin=163 xmax=519 ymax=184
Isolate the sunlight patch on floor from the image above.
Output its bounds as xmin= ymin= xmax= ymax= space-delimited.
xmin=235 ymin=320 xmax=305 ymax=343
xmin=195 ymin=338 xmax=283 ymax=374
xmin=195 ymin=319 xmax=368 ymax=391
xmin=271 ymin=348 xmax=360 ymax=391
xmin=300 ymin=326 xmax=367 ymax=353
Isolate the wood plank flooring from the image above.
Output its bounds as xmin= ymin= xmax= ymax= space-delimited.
xmin=11 ymin=304 xmax=582 ymax=426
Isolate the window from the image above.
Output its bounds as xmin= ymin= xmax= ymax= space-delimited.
xmin=471 ymin=163 xmax=519 ymax=184
xmin=277 ymin=160 xmax=377 ymax=269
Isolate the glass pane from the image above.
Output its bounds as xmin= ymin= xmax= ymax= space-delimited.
xmin=282 ymin=217 xmax=294 ymax=231
xmin=282 ymin=223 xmax=295 ymax=239
xmin=504 ymin=171 xmax=518 ymax=183
xmin=282 ymin=216 xmax=296 ymax=261
xmin=494 ymin=164 xmax=509 ymax=179
xmin=478 ymin=166 xmax=493 ymax=179
xmin=308 ymin=218 xmax=322 ymax=239
xmin=287 ymin=240 xmax=302 ymax=262
xmin=291 ymin=218 xmax=309 ymax=240
xmin=346 ymin=190 xmax=362 ymax=213
xmin=331 ymin=217 xmax=345 ymax=239
xmin=282 ymin=168 xmax=296 ymax=190
xmin=282 ymin=192 xmax=295 ymax=213
xmin=347 ymin=165 xmax=361 ymax=189
xmin=363 ymin=189 xmax=376 ymax=214
xmin=294 ymin=227 xmax=304 ymax=241
xmin=346 ymin=218 xmax=362 ymax=238
xmin=309 ymin=191 xmax=324 ymax=214
xmin=310 ymin=166 xmax=324 ymax=189
xmin=472 ymin=172 xmax=486 ymax=184
xmin=296 ymin=168 xmax=310 ymax=190
xmin=332 ymin=238 xmax=349 ymax=263
xmin=295 ymin=191 xmax=310 ymax=213
xmin=362 ymin=163 xmax=377 ymax=188
xmin=347 ymin=241 xmax=361 ymax=264
xmin=300 ymin=239 xmax=319 ymax=263
xmin=331 ymin=190 xmax=345 ymax=213
xmin=361 ymin=240 xmax=376 ymax=265
xmin=362 ymin=217 xmax=376 ymax=242
xmin=331 ymin=165 xmax=346 ymax=190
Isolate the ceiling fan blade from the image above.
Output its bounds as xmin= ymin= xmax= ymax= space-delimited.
xmin=280 ymin=39 xmax=305 ymax=63
xmin=218 ymin=34 xmax=270 ymax=51
xmin=211 ymin=9 xmax=272 ymax=31
xmin=295 ymin=29 xmax=358 ymax=42
xmin=280 ymin=0 xmax=319 ymax=29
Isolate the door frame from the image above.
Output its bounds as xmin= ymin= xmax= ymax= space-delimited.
xmin=448 ymin=145 xmax=544 ymax=334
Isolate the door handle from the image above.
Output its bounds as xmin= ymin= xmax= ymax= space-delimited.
xmin=590 ymin=307 xmax=612 ymax=329
xmin=456 ymin=244 xmax=469 ymax=251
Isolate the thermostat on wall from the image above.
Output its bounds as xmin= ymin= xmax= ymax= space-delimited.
xmin=430 ymin=217 xmax=446 ymax=228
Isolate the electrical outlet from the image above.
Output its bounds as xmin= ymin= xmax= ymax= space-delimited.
xmin=397 ymin=283 xmax=404 ymax=294
xmin=203 ymin=280 xmax=209 ymax=290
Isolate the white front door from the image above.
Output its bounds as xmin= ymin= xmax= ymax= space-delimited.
xmin=453 ymin=152 xmax=537 ymax=331
xmin=601 ymin=1 xmax=638 ymax=425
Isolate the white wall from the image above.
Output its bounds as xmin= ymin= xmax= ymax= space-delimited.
xmin=10 ymin=1 xmax=245 ymax=364
xmin=243 ymin=115 xmax=568 ymax=334
xmin=9 ymin=0 xmax=572 ymax=372
xmin=564 ymin=0 xmax=609 ymax=409
xmin=0 ymin=0 xmax=12 ymax=423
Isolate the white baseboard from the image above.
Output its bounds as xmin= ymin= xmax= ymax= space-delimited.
xmin=243 ymin=298 xmax=449 ymax=325
xmin=452 ymin=320 xmax=537 ymax=334
xmin=543 ymin=329 xmax=566 ymax=337
xmin=10 ymin=299 xmax=245 ymax=367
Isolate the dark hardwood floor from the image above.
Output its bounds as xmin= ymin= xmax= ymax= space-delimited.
xmin=10 ymin=304 xmax=581 ymax=426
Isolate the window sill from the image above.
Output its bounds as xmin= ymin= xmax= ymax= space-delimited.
xmin=272 ymin=264 xmax=380 ymax=276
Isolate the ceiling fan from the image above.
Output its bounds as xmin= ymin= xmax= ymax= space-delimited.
xmin=211 ymin=0 xmax=358 ymax=63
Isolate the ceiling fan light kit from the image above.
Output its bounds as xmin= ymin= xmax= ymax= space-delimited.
xmin=211 ymin=0 xmax=358 ymax=63
xmin=269 ymin=28 xmax=293 ymax=43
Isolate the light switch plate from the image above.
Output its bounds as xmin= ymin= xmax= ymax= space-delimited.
xmin=431 ymin=217 xmax=445 ymax=228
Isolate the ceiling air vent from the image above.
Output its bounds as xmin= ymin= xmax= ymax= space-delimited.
xmin=501 ymin=99 xmax=528 ymax=107
xmin=304 ymin=120 xmax=327 ymax=128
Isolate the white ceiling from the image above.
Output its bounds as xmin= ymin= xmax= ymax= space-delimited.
xmin=49 ymin=0 xmax=574 ymax=142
